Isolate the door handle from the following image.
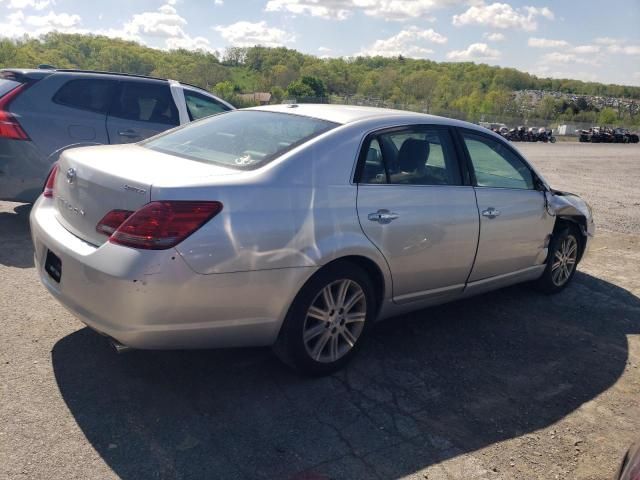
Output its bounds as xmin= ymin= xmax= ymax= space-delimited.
xmin=368 ymin=209 xmax=400 ymax=224
xmin=481 ymin=207 xmax=501 ymax=219
xmin=118 ymin=130 xmax=140 ymax=138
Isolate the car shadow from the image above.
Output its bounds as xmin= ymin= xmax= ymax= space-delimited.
xmin=0 ymin=202 xmax=34 ymax=268
xmin=51 ymin=272 xmax=639 ymax=479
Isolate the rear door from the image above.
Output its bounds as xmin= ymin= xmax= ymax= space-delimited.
xmin=458 ymin=129 xmax=555 ymax=281
xmin=14 ymin=75 xmax=116 ymax=156
xmin=356 ymin=125 xmax=479 ymax=304
xmin=107 ymin=80 xmax=179 ymax=144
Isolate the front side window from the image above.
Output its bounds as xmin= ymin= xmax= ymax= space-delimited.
xmin=53 ymin=79 xmax=118 ymax=114
xmin=110 ymin=82 xmax=178 ymax=126
xmin=359 ymin=127 xmax=461 ymax=186
xmin=143 ymin=110 xmax=338 ymax=169
xmin=462 ymin=132 xmax=534 ymax=189
xmin=184 ymin=90 xmax=229 ymax=120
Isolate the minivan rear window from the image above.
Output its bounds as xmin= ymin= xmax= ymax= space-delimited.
xmin=142 ymin=110 xmax=338 ymax=169
xmin=0 ymin=79 xmax=21 ymax=98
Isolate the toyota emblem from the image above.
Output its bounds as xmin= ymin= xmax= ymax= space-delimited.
xmin=66 ymin=167 xmax=76 ymax=184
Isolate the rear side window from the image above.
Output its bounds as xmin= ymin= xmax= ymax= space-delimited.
xmin=359 ymin=126 xmax=462 ymax=186
xmin=52 ymin=79 xmax=118 ymax=114
xmin=184 ymin=90 xmax=229 ymax=120
xmin=110 ymin=82 xmax=178 ymax=126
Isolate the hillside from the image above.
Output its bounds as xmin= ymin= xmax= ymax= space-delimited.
xmin=1 ymin=33 xmax=638 ymax=126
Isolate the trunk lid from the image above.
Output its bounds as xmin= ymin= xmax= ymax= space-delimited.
xmin=54 ymin=144 xmax=238 ymax=246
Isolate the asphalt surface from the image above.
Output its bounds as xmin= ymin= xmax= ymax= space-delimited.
xmin=1 ymin=143 xmax=639 ymax=479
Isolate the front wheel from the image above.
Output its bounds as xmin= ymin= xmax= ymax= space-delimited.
xmin=274 ymin=262 xmax=376 ymax=375
xmin=550 ymin=136 xmax=557 ymax=143
xmin=534 ymin=227 xmax=580 ymax=294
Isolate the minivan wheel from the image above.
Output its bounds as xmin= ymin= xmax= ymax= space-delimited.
xmin=534 ymin=226 xmax=580 ymax=294
xmin=274 ymin=262 xmax=375 ymax=376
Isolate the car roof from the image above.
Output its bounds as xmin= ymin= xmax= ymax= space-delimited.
xmin=249 ymin=103 xmax=493 ymax=134
xmin=0 ymin=68 xmax=204 ymax=91
xmin=249 ymin=104 xmax=435 ymax=125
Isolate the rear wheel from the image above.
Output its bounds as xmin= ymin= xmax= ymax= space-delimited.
xmin=534 ymin=226 xmax=580 ymax=294
xmin=274 ymin=262 xmax=375 ymax=375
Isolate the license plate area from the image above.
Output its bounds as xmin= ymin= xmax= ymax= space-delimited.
xmin=44 ymin=250 xmax=62 ymax=283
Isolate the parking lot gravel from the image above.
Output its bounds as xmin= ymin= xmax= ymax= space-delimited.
xmin=1 ymin=143 xmax=639 ymax=480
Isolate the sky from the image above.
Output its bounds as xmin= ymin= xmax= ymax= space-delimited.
xmin=1 ymin=0 xmax=639 ymax=87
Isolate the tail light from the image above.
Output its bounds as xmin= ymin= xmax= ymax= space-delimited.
xmin=42 ymin=163 xmax=59 ymax=198
xmin=96 ymin=201 xmax=223 ymax=250
xmin=0 ymin=83 xmax=30 ymax=140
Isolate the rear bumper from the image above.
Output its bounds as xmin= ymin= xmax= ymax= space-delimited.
xmin=30 ymin=196 xmax=316 ymax=349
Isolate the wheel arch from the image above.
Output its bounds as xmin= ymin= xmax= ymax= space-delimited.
xmin=553 ymin=215 xmax=587 ymax=262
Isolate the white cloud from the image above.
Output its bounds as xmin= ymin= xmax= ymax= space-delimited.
xmin=446 ymin=42 xmax=501 ymax=61
xmin=0 ymin=9 xmax=86 ymax=38
xmin=214 ymin=0 xmax=223 ymax=4
xmin=318 ymin=46 xmax=331 ymax=52
xmin=594 ymin=37 xmax=618 ymax=46
xmin=24 ymin=11 xmax=81 ymax=28
xmin=265 ymin=0 xmax=465 ymax=21
xmin=592 ymin=38 xmax=640 ymax=56
xmin=214 ymin=21 xmax=294 ymax=47
xmin=528 ymin=37 xmax=569 ymax=48
xmin=123 ymin=4 xmax=187 ymax=38
xmin=572 ymin=45 xmax=599 ymax=54
xmin=608 ymin=44 xmax=640 ymax=55
xmin=483 ymin=32 xmax=505 ymax=42
xmin=545 ymin=51 xmax=600 ymax=66
xmin=357 ymin=26 xmax=447 ymax=58
xmin=453 ymin=3 xmax=554 ymax=31
xmin=4 ymin=0 xmax=51 ymax=10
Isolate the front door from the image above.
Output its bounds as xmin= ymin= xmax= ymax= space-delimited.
xmin=459 ymin=129 xmax=555 ymax=282
xmin=106 ymin=80 xmax=179 ymax=144
xmin=356 ymin=125 xmax=479 ymax=304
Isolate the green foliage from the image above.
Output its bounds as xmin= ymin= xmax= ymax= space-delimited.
xmin=286 ymin=79 xmax=315 ymax=98
xmin=2 ymin=33 xmax=639 ymax=126
xmin=598 ymin=108 xmax=618 ymax=125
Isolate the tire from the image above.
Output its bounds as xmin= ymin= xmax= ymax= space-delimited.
xmin=534 ymin=226 xmax=580 ymax=294
xmin=550 ymin=136 xmax=557 ymax=143
xmin=273 ymin=261 xmax=376 ymax=376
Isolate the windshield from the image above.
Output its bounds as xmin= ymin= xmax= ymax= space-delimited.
xmin=142 ymin=110 xmax=338 ymax=169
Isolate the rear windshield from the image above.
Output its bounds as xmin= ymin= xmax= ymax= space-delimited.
xmin=142 ymin=110 xmax=338 ymax=169
xmin=0 ymin=79 xmax=21 ymax=98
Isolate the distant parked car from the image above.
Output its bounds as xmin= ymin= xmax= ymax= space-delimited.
xmin=30 ymin=105 xmax=595 ymax=375
xmin=0 ymin=68 xmax=234 ymax=201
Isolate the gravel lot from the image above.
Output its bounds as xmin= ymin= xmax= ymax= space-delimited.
xmin=1 ymin=143 xmax=639 ymax=480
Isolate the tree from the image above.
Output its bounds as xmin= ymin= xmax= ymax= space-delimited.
xmin=598 ymin=108 xmax=618 ymax=125
xmin=214 ymin=81 xmax=236 ymax=100
xmin=299 ymin=75 xmax=326 ymax=97
xmin=286 ymin=80 xmax=315 ymax=98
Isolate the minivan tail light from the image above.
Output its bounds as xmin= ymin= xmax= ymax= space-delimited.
xmin=102 ymin=201 xmax=223 ymax=250
xmin=43 ymin=163 xmax=59 ymax=198
xmin=0 ymin=83 xmax=30 ymax=140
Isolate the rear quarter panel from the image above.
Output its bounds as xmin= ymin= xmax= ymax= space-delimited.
xmin=166 ymin=123 xmax=392 ymax=289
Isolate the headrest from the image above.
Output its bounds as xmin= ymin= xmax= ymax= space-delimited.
xmin=397 ymin=138 xmax=429 ymax=172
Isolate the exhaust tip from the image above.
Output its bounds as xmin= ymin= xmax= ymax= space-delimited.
xmin=110 ymin=339 xmax=132 ymax=354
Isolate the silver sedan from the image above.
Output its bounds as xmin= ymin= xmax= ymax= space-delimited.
xmin=30 ymin=105 xmax=595 ymax=374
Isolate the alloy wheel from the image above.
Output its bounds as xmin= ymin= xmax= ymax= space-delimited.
xmin=551 ymin=235 xmax=578 ymax=286
xmin=303 ymin=279 xmax=367 ymax=363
